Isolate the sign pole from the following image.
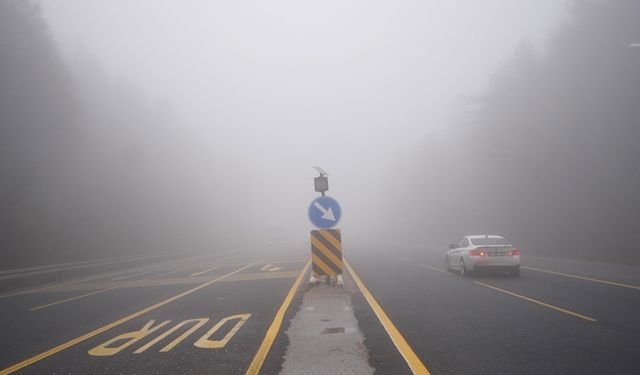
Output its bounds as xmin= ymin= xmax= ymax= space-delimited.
xmin=308 ymin=167 xmax=343 ymax=287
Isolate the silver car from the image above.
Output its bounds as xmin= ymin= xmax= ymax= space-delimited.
xmin=445 ymin=235 xmax=520 ymax=276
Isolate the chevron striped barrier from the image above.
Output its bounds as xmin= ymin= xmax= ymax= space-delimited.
xmin=310 ymin=229 xmax=342 ymax=278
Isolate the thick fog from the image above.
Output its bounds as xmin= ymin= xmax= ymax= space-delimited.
xmin=2 ymin=1 xmax=639 ymax=268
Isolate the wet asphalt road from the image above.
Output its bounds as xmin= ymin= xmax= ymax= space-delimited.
xmin=0 ymin=251 xmax=307 ymax=375
xmin=1 ymin=247 xmax=639 ymax=374
xmin=347 ymin=246 xmax=640 ymax=375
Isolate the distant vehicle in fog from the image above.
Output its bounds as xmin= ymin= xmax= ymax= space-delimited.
xmin=445 ymin=235 xmax=520 ymax=276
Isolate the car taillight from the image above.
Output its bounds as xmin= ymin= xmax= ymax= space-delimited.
xmin=469 ymin=248 xmax=487 ymax=256
xmin=507 ymin=248 xmax=520 ymax=256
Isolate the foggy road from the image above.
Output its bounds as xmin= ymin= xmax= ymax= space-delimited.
xmin=346 ymin=248 xmax=640 ymax=374
xmin=3 ymin=0 xmax=640 ymax=373
xmin=0 ymin=251 xmax=309 ymax=374
xmin=1 ymin=248 xmax=638 ymax=374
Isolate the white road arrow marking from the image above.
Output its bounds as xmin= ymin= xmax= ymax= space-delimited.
xmin=314 ymin=202 xmax=336 ymax=221
xmin=260 ymin=264 xmax=283 ymax=272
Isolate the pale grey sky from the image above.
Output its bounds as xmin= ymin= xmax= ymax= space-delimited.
xmin=40 ymin=1 xmax=567 ymax=243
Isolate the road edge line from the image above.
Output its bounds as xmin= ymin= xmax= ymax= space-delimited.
xmin=0 ymin=260 xmax=263 ymax=375
xmin=245 ymin=260 xmax=311 ymax=375
xmin=344 ymin=259 xmax=431 ymax=375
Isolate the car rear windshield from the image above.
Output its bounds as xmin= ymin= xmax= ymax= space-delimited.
xmin=470 ymin=238 xmax=511 ymax=246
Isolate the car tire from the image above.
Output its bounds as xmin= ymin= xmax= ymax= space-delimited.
xmin=445 ymin=255 xmax=453 ymax=272
xmin=510 ymin=265 xmax=520 ymax=277
xmin=459 ymin=258 xmax=466 ymax=276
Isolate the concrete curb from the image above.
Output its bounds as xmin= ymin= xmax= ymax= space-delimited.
xmin=280 ymin=272 xmax=374 ymax=375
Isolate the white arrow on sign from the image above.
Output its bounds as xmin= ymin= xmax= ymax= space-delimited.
xmin=313 ymin=201 xmax=336 ymax=221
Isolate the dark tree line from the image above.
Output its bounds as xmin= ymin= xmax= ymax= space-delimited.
xmin=468 ymin=1 xmax=640 ymax=262
xmin=0 ymin=0 xmax=75 ymax=267
xmin=0 ymin=1 xmax=251 ymax=269
xmin=384 ymin=1 xmax=640 ymax=263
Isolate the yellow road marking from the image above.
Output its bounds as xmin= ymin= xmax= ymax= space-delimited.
xmin=522 ymin=266 xmax=640 ymax=290
xmin=45 ymin=270 xmax=301 ymax=292
xmin=224 ymin=270 xmax=299 ymax=282
xmin=345 ymin=259 xmax=431 ymax=375
xmin=268 ymin=259 xmax=308 ymax=265
xmin=88 ymin=319 xmax=171 ymax=356
xmin=195 ymin=313 xmax=252 ymax=349
xmin=413 ymin=260 xmax=595 ymax=322
xmin=29 ymin=288 xmax=117 ymax=311
xmin=0 ymin=280 xmax=85 ymax=299
xmin=474 ymin=281 xmax=597 ymax=322
xmin=189 ymin=265 xmax=219 ymax=277
xmin=28 ymin=269 xmax=181 ymax=312
xmin=0 ymin=260 xmax=262 ymax=375
xmin=0 ymin=268 xmax=140 ymax=299
xmin=134 ymin=318 xmax=209 ymax=353
xmin=245 ymin=260 xmax=310 ymax=375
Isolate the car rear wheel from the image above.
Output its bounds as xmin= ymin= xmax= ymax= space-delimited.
xmin=510 ymin=265 xmax=520 ymax=277
xmin=459 ymin=258 xmax=467 ymax=276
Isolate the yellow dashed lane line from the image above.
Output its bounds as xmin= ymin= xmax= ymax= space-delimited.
xmin=401 ymin=257 xmax=597 ymax=323
xmin=474 ymin=281 xmax=597 ymax=322
xmin=522 ymin=266 xmax=640 ymax=290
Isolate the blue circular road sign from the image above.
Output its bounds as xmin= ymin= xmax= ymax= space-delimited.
xmin=308 ymin=196 xmax=342 ymax=229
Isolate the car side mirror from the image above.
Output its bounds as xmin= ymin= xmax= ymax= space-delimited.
xmin=449 ymin=244 xmax=457 ymax=249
